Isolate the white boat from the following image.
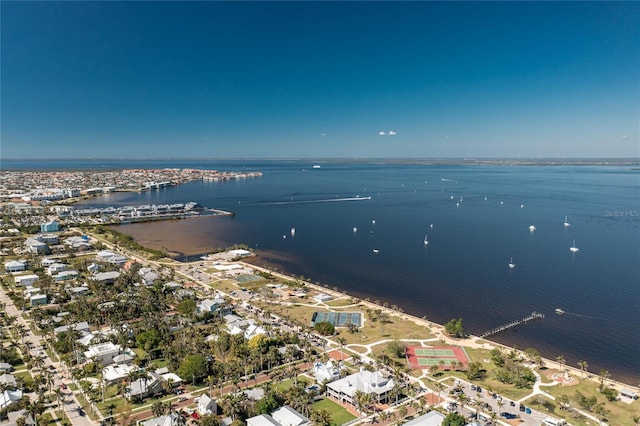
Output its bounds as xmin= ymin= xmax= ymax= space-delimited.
xmin=312 ymin=165 xmax=321 ymax=169
xmin=372 ymin=219 xmax=376 ymax=225
xmin=290 ymin=227 xmax=296 ymax=237
xmin=353 ymin=227 xmax=358 ymax=233
xmin=430 ymin=223 xmax=434 ymax=229
xmin=424 ymin=234 xmax=429 ymax=245
xmin=564 ymin=216 xmax=571 ymax=227
xmin=529 ymin=225 xmax=536 ymax=232
xmin=521 ymin=204 xmax=525 ymax=208
xmin=372 ymin=249 xmax=380 ymax=253
xmin=500 ymin=198 xmax=504 ymax=205
xmin=508 ymin=257 xmax=516 ymax=269
xmin=555 ymin=308 xmax=565 ymax=315
xmin=570 ymin=239 xmax=579 ymax=253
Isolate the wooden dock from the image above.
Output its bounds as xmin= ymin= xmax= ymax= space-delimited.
xmin=479 ymin=311 xmax=545 ymax=338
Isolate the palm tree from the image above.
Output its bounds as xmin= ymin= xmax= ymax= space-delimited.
xmin=497 ymin=399 xmax=505 ymax=416
xmin=336 ymin=337 xmax=347 ymax=362
xmin=310 ymin=408 xmax=332 ymax=426
xmin=578 ymin=360 xmax=588 ymax=378
xmin=598 ymin=369 xmax=610 ymax=390
xmin=555 ymin=355 xmax=566 ymax=372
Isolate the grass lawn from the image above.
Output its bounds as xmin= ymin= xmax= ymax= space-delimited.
xmin=313 ymin=398 xmax=357 ymax=425
xmin=539 ymin=378 xmax=640 ymax=426
xmin=324 ymin=298 xmax=357 ymax=307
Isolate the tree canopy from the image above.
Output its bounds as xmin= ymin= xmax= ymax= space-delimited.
xmin=444 ymin=318 xmax=465 ymax=338
xmin=442 ymin=412 xmax=467 ymax=426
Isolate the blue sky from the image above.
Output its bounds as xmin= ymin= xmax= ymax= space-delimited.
xmin=2 ymin=1 xmax=638 ymax=159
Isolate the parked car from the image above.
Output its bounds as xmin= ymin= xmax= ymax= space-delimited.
xmin=501 ymin=412 xmax=517 ymax=419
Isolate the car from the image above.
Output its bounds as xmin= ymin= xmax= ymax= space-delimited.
xmin=519 ymin=404 xmax=526 ymax=412
xmin=510 ymin=400 xmax=516 ymax=407
xmin=61 ymin=383 xmax=67 ymax=390
xmin=177 ymin=397 xmax=188 ymax=402
xmin=491 ymin=393 xmax=498 ymax=399
xmin=470 ymin=384 xmax=476 ymax=391
xmin=501 ymin=412 xmax=517 ymax=419
xmin=476 ymin=386 xmax=482 ymax=393
xmin=175 ymin=388 xmax=184 ymax=395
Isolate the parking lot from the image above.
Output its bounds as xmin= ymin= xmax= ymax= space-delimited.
xmin=446 ymin=379 xmax=557 ymax=426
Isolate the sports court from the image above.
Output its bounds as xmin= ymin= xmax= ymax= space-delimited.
xmin=405 ymin=345 xmax=470 ymax=370
xmin=311 ymin=311 xmax=362 ymax=327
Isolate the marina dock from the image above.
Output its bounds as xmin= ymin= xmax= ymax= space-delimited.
xmin=480 ymin=311 xmax=545 ymax=338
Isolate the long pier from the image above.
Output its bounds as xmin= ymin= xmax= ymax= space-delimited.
xmin=479 ymin=311 xmax=545 ymax=338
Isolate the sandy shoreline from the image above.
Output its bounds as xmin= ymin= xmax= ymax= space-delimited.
xmin=111 ymin=219 xmax=639 ymax=387
xmin=238 ymin=261 xmax=639 ymax=392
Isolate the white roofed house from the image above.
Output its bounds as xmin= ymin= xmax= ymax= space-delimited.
xmin=4 ymin=260 xmax=27 ymax=273
xmin=246 ymin=406 xmax=311 ymax=426
xmin=83 ymin=342 xmax=128 ymax=365
xmin=326 ymin=368 xmax=396 ymax=406
xmin=92 ymin=271 xmax=121 ymax=284
xmin=25 ymin=237 xmax=49 ymax=254
xmin=47 ymin=262 xmax=67 ymax=275
xmin=14 ymin=274 xmax=39 ymax=287
xmin=197 ymin=393 xmax=216 ymax=415
xmin=313 ymin=360 xmax=342 ymax=384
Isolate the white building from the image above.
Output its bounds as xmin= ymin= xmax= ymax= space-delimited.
xmin=14 ymin=274 xmax=39 ymax=287
xmin=246 ymin=406 xmax=310 ymax=426
xmin=326 ymin=368 xmax=395 ymax=405
xmin=83 ymin=342 xmax=123 ymax=365
xmin=4 ymin=260 xmax=27 ymax=273
xmin=197 ymin=394 xmax=216 ymax=415
xmin=402 ymin=411 xmax=445 ymax=426
xmin=313 ymin=360 xmax=341 ymax=384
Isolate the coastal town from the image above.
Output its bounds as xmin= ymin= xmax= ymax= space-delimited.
xmin=0 ymin=170 xmax=638 ymax=426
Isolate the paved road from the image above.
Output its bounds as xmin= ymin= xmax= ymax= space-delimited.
xmin=0 ymin=283 xmax=98 ymax=426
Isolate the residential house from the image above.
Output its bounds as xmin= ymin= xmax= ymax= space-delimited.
xmin=0 ymin=363 xmax=14 ymax=373
xmin=40 ymin=221 xmax=59 ymax=233
xmin=0 ymin=389 xmax=23 ymax=410
xmin=246 ymin=406 xmax=311 ymax=426
xmin=139 ymin=411 xmax=183 ymax=426
xmin=30 ymin=294 xmax=47 ymax=306
xmin=14 ymin=274 xmax=39 ymax=287
xmin=53 ymin=270 xmax=79 ymax=282
xmin=402 ymin=411 xmax=445 ymax=426
xmin=25 ymin=237 xmax=49 ymax=255
xmin=0 ymin=373 xmax=17 ymax=389
xmin=197 ymin=394 xmax=216 ymax=415
xmin=326 ymin=368 xmax=395 ymax=406
xmin=84 ymin=342 xmax=124 ymax=365
xmin=39 ymin=234 xmax=59 ymax=245
xmin=4 ymin=260 xmax=27 ymax=273
xmin=47 ymin=263 xmax=67 ymax=275
xmin=127 ymin=371 xmax=164 ymax=400
xmin=313 ymin=360 xmax=342 ymax=384
xmin=92 ymin=271 xmax=121 ymax=284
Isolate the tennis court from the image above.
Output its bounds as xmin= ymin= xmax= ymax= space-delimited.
xmin=414 ymin=348 xmax=456 ymax=357
xmin=311 ymin=311 xmax=362 ymax=327
xmin=405 ymin=345 xmax=470 ymax=370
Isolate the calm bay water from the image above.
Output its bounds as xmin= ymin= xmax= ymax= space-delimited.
xmin=8 ymin=159 xmax=639 ymax=384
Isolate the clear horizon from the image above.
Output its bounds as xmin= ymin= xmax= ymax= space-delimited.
xmin=2 ymin=1 xmax=639 ymax=159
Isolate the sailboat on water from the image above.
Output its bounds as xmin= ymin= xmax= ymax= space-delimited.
xmin=570 ymin=239 xmax=579 ymax=253
xmin=564 ymin=216 xmax=571 ymax=227
xmin=508 ymin=257 xmax=516 ymax=269
xmin=424 ymin=233 xmax=429 ymax=245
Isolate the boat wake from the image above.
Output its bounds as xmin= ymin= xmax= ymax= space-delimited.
xmin=246 ymin=196 xmax=372 ymax=206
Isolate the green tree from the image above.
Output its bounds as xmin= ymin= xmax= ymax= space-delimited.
xmin=444 ymin=318 xmax=465 ymax=338
xmin=465 ymin=361 xmax=485 ymax=380
xmin=177 ymin=354 xmax=208 ymax=384
xmin=314 ymin=321 xmax=335 ymax=336
xmin=442 ymin=412 xmax=466 ymax=426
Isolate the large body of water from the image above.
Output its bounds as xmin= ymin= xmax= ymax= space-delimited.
xmin=7 ymin=159 xmax=640 ymax=384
